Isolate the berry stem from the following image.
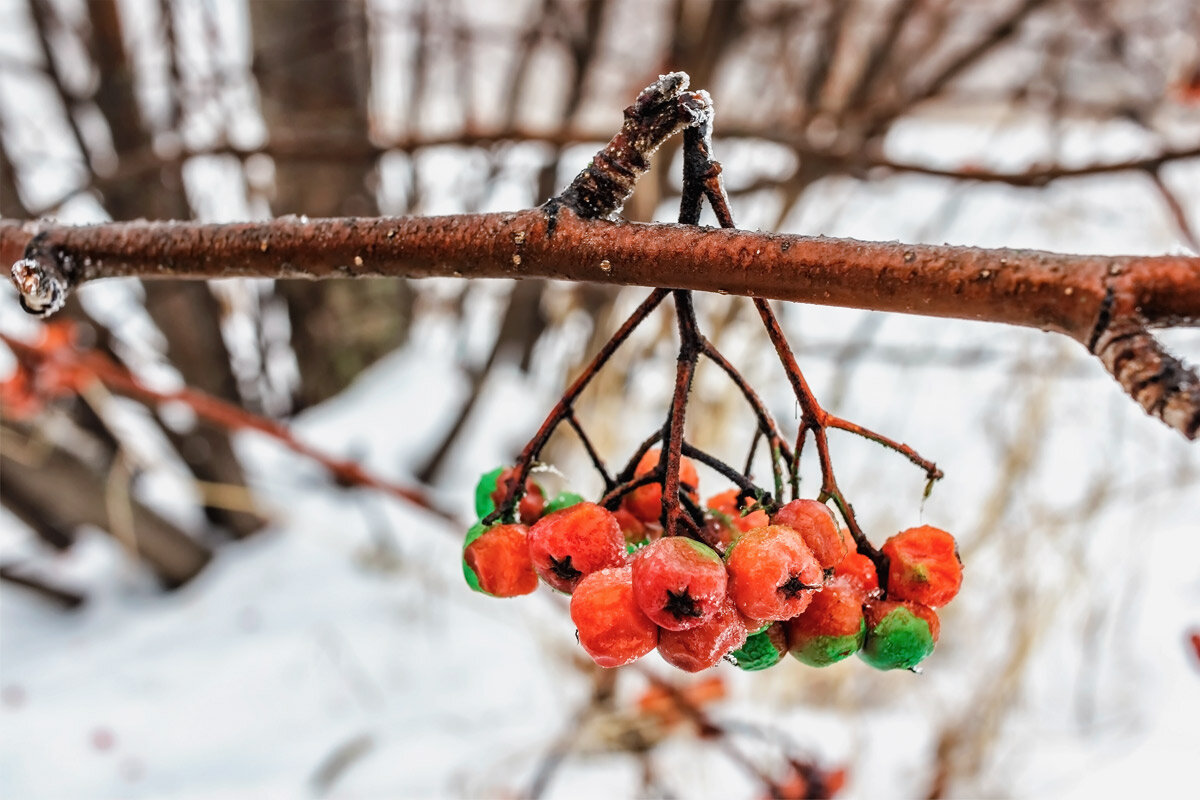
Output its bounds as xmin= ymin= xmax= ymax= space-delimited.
xmin=484 ymin=288 xmax=669 ymax=525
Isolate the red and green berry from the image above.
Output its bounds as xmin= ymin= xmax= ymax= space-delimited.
xmin=858 ymin=599 xmax=940 ymax=671
xmin=632 ymin=537 xmax=727 ymax=630
xmin=462 ymin=522 xmax=538 ymax=598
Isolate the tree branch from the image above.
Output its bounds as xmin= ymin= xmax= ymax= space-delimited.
xmin=4 ymin=69 xmax=1199 ymax=440
xmin=5 ymin=213 xmax=1196 ymax=339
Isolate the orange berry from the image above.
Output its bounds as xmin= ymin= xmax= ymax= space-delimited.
xmin=881 ymin=526 xmax=962 ymax=607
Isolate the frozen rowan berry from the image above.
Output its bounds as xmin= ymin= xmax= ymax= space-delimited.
xmin=706 ymin=489 xmax=770 ymax=533
xmin=729 ymin=622 xmax=789 ymax=671
xmin=462 ymin=523 xmax=537 ymax=597
xmin=772 ymin=500 xmax=846 ymax=569
xmin=658 ymin=596 xmax=748 ymax=672
xmin=725 ymin=525 xmax=823 ymax=621
xmin=473 ymin=467 xmax=505 ymax=518
xmin=571 ymin=566 xmax=658 ymax=668
xmin=881 ymin=526 xmax=962 ymax=607
xmin=527 ymin=502 xmax=626 ymax=593
xmin=858 ymin=599 xmax=939 ymax=671
xmin=626 ymin=449 xmax=700 ymax=523
xmin=785 ymin=582 xmax=866 ymax=667
xmin=490 ymin=467 xmax=546 ymax=525
xmin=544 ymin=491 xmax=584 ymax=514
xmin=613 ymin=507 xmax=649 ymax=547
xmin=833 ymin=552 xmax=879 ymax=598
xmin=632 ymin=537 xmax=726 ymax=630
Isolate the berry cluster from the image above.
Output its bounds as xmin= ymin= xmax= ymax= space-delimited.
xmin=464 ymin=457 xmax=962 ymax=673
xmin=462 ymin=74 xmax=957 ymax=678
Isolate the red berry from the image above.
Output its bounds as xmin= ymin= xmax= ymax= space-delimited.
xmin=725 ymin=525 xmax=823 ymax=621
xmin=771 ymin=500 xmax=846 ymax=569
xmin=570 ymin=566 xmax=659 ymax=667
xmin=706 ymin=489 xmax=770 ymax=533
xmin=632 ymin=537 xmax=727 ymax=630
xmin=490 ymin=467 xmax=546 ymax=525
xmin=626 ymin=449 xmax=700 ymax=523
xmin=527 ymin=502 xmax=627 ymax=593
xmin=613 ymin=507 xmax=649 ymax=546
xmin=881 ymin=526 xmax=962 ymax=607
xmin=785 ymin=581 xmax=866 ymax=666
xmin=833 ymin=552 xmax=879 ymax=598
xmin=463 ymin=523 xmax=537 ymax=597
xmin=657 ymin=595 xmax=748 ymax=672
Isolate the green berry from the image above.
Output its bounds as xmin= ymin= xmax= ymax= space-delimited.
xmin=474 ymin=467 xmax=505 ymax=519
xmin=729 ymin=624 xmax=789 ymax=671
xmin=545 ymin=491 xmax=585 ymax=514
xmin=790 ymin=619 xmax=865 ymax=667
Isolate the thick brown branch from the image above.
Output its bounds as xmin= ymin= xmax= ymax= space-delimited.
xmin=5 ymin=213 xmax=1197 ymax=340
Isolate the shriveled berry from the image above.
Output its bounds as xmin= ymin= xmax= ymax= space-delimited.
xmin=462 ymin=523 xmax=537 ymax=597
xmin=858 ymin=599 xmax=939 ymax=670
xmin=527 ymin=502 xmax=626 ymax=593
xmin=626 ymin=449 xmax=700 ymax=523
xmin=706 ymin=489 xmax=770 ymax=533
xmin=785 ymin=582 xmax=866 ymax=666
xmin=632 ymin=537 xmax=726 ymax=630
xmin=571 ymin=566 xmax=659 ymax=667
xmin=881 ymin=526 xmax=962 ymax=607
xmin=490 ymin=467 xmax=546 ymax=525
xmin=544 ymin=491 xmax=584 ymax=514
xmin=658 ymin=596 xmax=748 ymax=672
xmin=725 ymin=525 xmax=823 ymax=621
xmin=833 ymin=552 xmax=879 ymax=598
xmin=772 ymin=500 xmax=846 ymax=569
xmin=729 ymin=623 xmax=789 ymax=671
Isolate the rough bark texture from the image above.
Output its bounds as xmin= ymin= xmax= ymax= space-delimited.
xmin=6 ymin=211 xmax=1196 ymax=339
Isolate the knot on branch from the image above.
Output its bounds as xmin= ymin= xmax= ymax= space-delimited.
xmin=10 ymin=232 xmax=68 ymax=317
xmin=1092 ymin=319 xmax=1200 ymax=440
xmin=553 ymin=72 xmax=712 ymax=221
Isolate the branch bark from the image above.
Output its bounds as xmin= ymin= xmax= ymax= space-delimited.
xmin=5 ymin=212 xmax=1197 ymax=339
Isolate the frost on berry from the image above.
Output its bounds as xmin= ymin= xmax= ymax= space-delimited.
xmin=881 ymin=525 xmax=962 ymax=607
xmin=631 ymin=537 xmax=726 ymax=630
xmin=832 ymin=552 xmax=879 ymax=598
xmin=570 ymin=566 xmax=659 ymax=668
xmin=785 ymin=582 xmax=866 ymax=667
xmin=527 ymin=502 xmax=627 ymax=593
xmin=658 ymin=595 xmax=748 ymax=672
xmin=462 ymin=522 xmax=538 ymax=597
xmin=725 ymin=525 xmax=823 ymax=621
xmin=772 ymin=499 xmax=847 ymax=569
xmin=729 ymin=622 xmax=789 ymax=671
xmin=625 ymin=449 xmax=700 ymax=523
xmin=858 ymin=599 xmax=940 ymax=671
